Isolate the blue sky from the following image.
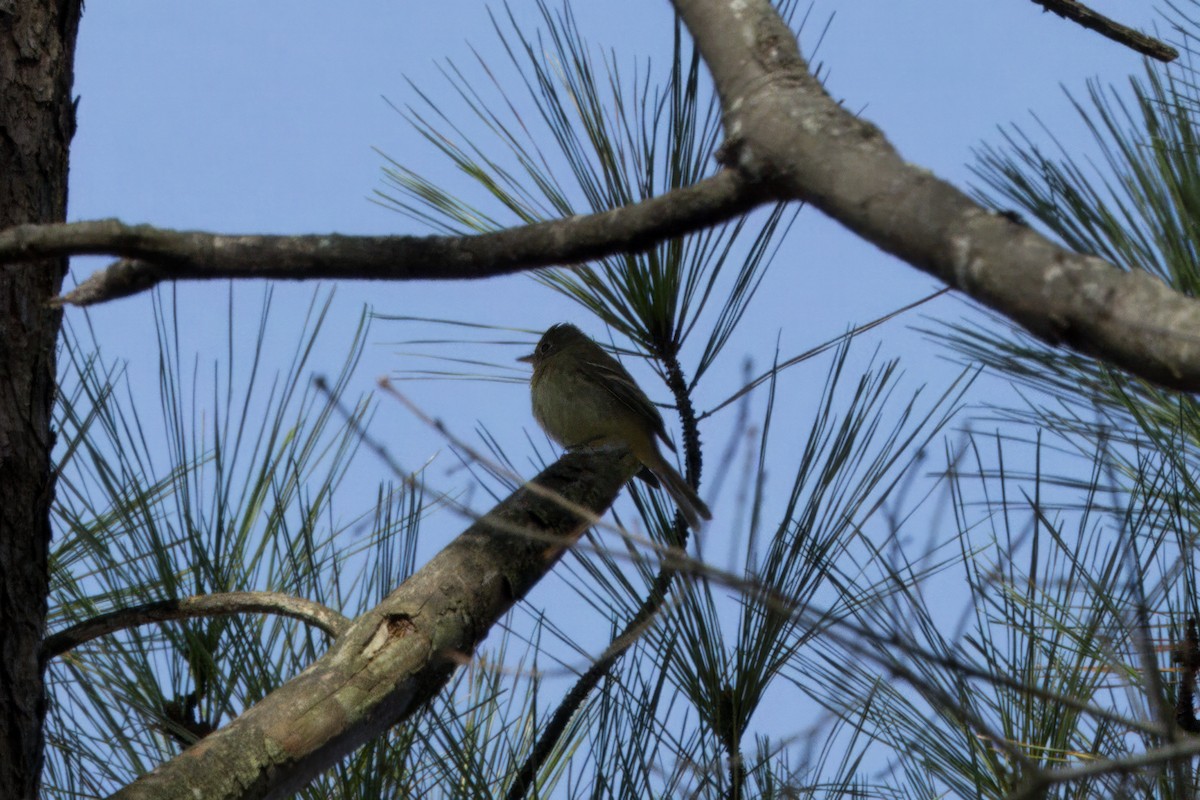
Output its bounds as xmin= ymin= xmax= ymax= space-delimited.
xmin=61 ymin=0 xmax=1168 ymax=781
xmin=67 ymin=0 xmax=1151 ymax=502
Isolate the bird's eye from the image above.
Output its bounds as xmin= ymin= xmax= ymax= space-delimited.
xmin=539 ymin=341 xmax=551 ymax=354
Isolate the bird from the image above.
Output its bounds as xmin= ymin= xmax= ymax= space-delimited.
xmin=518 ymin=323 xmax=711 ymax=529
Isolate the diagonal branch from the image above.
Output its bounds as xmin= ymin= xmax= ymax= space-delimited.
xmin=5 ymin=0 xmax=1199 ymax=400
xmin=673 ymin=0 xmax=1200 ymax=393
xmin=42 ymin=592 xmax=352 ymax=660
xmin=1028 ymin=0 xmax=1178 ymax=62
xmin=0 ymin=170 xmax=766 ymax=306
xmin=110 ymin=449 xmax=637 ymax=800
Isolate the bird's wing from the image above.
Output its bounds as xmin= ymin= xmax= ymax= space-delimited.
xmin=584 ymin=354 xmax=675 ymax=451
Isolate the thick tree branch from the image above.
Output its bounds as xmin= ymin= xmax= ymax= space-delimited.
xmin=673 ymin=0 xmax=1200 ymax=393
xmin=7 ymin=2 xmax=1195 ymax=397
xmin=42 ymin=592 xmax=351 ymax=660
xmin=1 ymin=3 xmax=1194 ymax=401
xmin=1029 ymin=0 xmax=1177 ymax=62
xmin=0 ymin=170 xmax=765 ymax=306
xmin=110 ymin=449 xmax=637 ymax=800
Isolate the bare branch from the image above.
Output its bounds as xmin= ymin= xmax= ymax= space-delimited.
xmin=0 ymin=0 xmax=1190 ymax=406
xmin=673 ymin=0 xmax=1200 ymax=393
xmin=42 ymin=592 xmax=351 ymax=660
xmin=0 ymin=170 xmax=765 ymax=306
xmin=1029 ymin=0 xmax=1178 ymax=62
xmin=109 ymin=449 xmax=636 ymax=800
xmin=1 ymin=4 xmax=1196 ymax=396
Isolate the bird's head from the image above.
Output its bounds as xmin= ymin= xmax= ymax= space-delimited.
xmin=518 ymin=323 xmax=590 ymax=367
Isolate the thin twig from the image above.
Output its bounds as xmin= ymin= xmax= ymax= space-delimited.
xmin=42 ymin=591 xmax=351 ymax=659
xmin=1028 ymin=0 xmax=1178 ymax=62
xmin=699 ymin=288 xmax=949 ymax=421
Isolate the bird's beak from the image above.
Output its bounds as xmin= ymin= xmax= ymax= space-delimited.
xmin=517 ymin=352 xmax=535 ymax=364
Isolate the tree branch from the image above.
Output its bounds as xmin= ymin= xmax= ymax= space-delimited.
xmin=42 ymin=592 xmax=351 ymax=660
xmin=1029 ymin=0 xmax=1178 ymax=62
xmin=12 ymin=1 xmax=1198 ymax=398
xmin=2 ymin=3 xmax=1194 ymax=399
xmin=0 ymin=170 xmax=765 ymax=306
xmin=110 ymin=449 xmax=637 ymax=800
xmin=673 ymin=0 xmax=1200 ymax=393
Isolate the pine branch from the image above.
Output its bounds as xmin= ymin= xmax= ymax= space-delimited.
xmin=109 ymin=449 xmax=636 ymax=800
xmin=42 ymin=592 xmax=352 ymax=660
xmin=672 ymin=0 xmax=1200 ymax=392
xmin=0 ymin=171 xmax=764 ymax=306
xmin=4 ymin=1 xmax=1199 ymax=397
xmin=1029 ymin=0 xmax=1178 ymax=62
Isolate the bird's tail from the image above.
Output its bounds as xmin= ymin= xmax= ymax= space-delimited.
xmin=646 ymin=455 xmax=711 ymax=531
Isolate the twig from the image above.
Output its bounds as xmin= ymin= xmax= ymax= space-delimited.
xmin=699 ymin=288 xmax=950 ymax=422
xmin=503 ymin=561 xmax=680 ymax=800
xmin=42 ymin=591 xmax=351 ymax=659
xmin=1029 ymin=0 xmax=1178 ymax=62
xmin=1006 ymin=739 xmax=1200 ymax=800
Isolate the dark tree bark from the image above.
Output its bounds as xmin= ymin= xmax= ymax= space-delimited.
xmin=0 ymin=2 xmax=82 ymax=797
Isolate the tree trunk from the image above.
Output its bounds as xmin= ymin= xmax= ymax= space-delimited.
xmin=0 ymin=2 xmax=82 ymax=796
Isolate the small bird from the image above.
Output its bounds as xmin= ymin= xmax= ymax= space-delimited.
xmin=519 ymin=323 xmax=712 ymax=529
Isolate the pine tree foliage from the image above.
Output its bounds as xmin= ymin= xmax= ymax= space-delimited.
xmin=911 ymin=2 xmax=1200 ymax=794
xmin=41 ymin=2 xmax=1200 ymax=798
